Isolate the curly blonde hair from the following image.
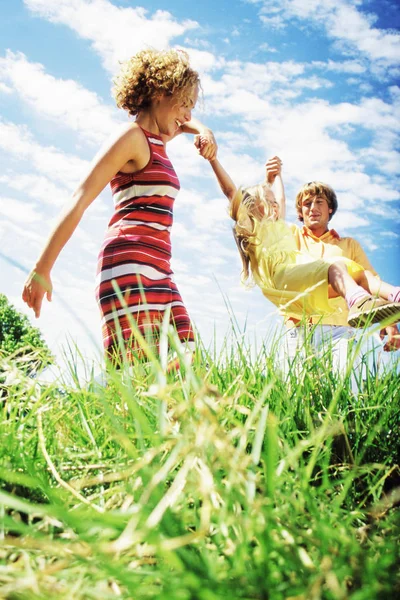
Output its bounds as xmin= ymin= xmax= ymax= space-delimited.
xmin=295 ymin=181 xmax=338 ymax=222
xmin=230 ymin=184 xmax=277 ymax=283
xmin=113 ymin=48 xmax=200 ymax=117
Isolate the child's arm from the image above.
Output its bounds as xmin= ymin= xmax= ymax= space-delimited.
xmin=265 ymin=156 xmax=286 ymax=219
xmin=209 ymin=158 xmax=237 ymax=203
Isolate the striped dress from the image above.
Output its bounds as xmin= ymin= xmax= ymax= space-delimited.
xmin=95 ymin=127 xmax=195 ymax=361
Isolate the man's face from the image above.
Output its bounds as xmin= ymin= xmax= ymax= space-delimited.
xmin=301 ymin=195 xmax=332 ymax=233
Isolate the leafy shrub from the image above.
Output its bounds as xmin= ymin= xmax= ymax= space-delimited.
xmin=0 ymin=293 xmax=54 ymax=382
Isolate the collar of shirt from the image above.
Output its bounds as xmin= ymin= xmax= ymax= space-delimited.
xmin=302 ymin=226 xmax=341 ymax=242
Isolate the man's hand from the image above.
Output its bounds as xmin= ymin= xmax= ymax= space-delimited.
xmin=380 ymin=324 xmax=400 ymax=351
xmin=265 ymin=156 xmax=282 ymax=185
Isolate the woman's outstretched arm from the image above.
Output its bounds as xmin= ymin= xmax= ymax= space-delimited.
xmin=22 ymin=124 xmax=148 ymax=318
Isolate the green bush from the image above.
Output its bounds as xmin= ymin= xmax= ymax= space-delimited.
xmin=0 ymin=293 xmax=53 ymax=375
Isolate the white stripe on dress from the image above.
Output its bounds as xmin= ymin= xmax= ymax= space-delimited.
xmin=148 ymin=137 xmax=164 ymax=146
xmin=112 ymin=220 xmax=172 ymax=231
xmin=102 ymin=301 xmax=185 ymax=323
xmin=96 ymin=263 xmax=171 ymax=285
xmin=113 ymin=183 xmax=178 ymax=207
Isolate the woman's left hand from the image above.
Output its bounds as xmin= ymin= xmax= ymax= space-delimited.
xmin=194 ymin=129 xmax=217 ymax=161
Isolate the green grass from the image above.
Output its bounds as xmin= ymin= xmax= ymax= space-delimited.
xmin=0 ymin=327 xmax=399 ymax=600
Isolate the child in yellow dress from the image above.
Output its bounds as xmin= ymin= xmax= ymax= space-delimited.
xmin=205 ymin=152 xmax=400 ymax=328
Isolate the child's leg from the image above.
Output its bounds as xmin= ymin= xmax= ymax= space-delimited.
xmin=327 ymin=262 xmax=365 ymax=299
xmin=327 ymin=262 xmax=400 ymax=327
xmin=327 ymin=264 xmax=397 ymax=302
xmin=358 ymin=270 xmax=400 ymax=302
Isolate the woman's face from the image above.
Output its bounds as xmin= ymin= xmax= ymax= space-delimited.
xmin=155 ymin=84 xmax=199 ymax=137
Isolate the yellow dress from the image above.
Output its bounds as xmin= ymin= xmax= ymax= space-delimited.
xmin=247 ymin=219 xmax=365 ymax=319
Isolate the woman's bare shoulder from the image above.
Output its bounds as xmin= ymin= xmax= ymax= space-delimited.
xmin=111 ymin=121 xmax=147 ymax=145
xmin=97 ymin=122 xmax=149 ymax=166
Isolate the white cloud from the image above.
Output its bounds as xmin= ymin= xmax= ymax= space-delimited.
xmin=292 ymin=76 xmax=333 ymax=90
xmin=200 ymin=56 xmax=372 ymax=114
xmin=358 ymin=148 xmax=400 ymax=175
xmin=183 ymin=274 xmax=213 ymax=287
xmin=0 ymin=174 xmax=71 ymax=207
xmin=312 ymin=59 xmax=366 ymax=74
xmin=24 ymin=0 xmax=199 ymax=73
xmin=218 ymin=88 xmax=272 ymax=119
xmin=331 ymin=210 xmax=370 ymax=230
xmin=183 ymin=37 xmax=212 ymax=50
xmin=175 ymin=188 xmax=203 ymax=208
xmin=167 ymin=135 xmax=212 ymax=179
xmin=256 ymin=0 xmax=400 ymax=67
xmin=389 ymin=86 xmax=400 ymax=100
xmin=200 ymin=255 xmax=227 ymax=267
xmin=0 ymin=50 xmax=120 ymax=145
xmin=183 ymin=48 xmax=223 ymax=75
xmin=190 ymin=197 xmax=229 ymax=230
xmin=260 ymin=15 xmax=286 ymax=30
xmin=357 ymin=82 xmax=373 ymax=94
xmin=359 ymin=237 xmax=378 ymax=252
xmin=213 ymin=149 xmax=264 ymax=188
xmin=0 ymin=216 xmax=50 ymax=251
xmin=381 ymin=231 xmax=399 ymax=239
xmin=0 ymin=82 xmax=12 ymax=94
xmin=241 ymin=93 xmax=399 ymax=179
xmin=222 ymin=59 xmax=305 ymax=95
xmin=0 ymin=120 xmax=89 ymax=190
xmin=259 ymin=43 xmax=278 ymax=53
xmin=0 ymin=197 xmax=41 ymax=223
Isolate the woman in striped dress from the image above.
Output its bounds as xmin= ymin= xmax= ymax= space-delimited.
xmin=97 ymin=128 xmax=194 ymax=361
xmin=22 ymin=49 xmax=216 ymax=364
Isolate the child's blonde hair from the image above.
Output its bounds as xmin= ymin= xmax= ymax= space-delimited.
xmin=230 ymin=183 xmax=277 ymax=283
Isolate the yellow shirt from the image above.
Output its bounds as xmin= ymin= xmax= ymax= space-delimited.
xmin=289 ymin=225 xmax=377 ymax=325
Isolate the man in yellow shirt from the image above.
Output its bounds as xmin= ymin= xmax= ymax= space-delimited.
xmin=280 ymin=178 xmax=399 ymax=371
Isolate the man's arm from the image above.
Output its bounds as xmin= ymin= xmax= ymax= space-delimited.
xmin=380 ymin=324 xmax=400 ymax=351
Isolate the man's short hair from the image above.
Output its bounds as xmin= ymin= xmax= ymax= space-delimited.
xmin=295 ymin=181 xmax=338 ymax=222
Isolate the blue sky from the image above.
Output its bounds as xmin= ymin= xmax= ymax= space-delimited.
xmin=1 ymin=0 xmax=399 ymax=367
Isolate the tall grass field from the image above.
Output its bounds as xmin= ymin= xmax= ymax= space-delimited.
xmin=1 ymin=324 xmax=399 ymax=599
